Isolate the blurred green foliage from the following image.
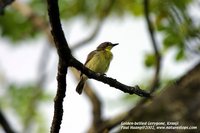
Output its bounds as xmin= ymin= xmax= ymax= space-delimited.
xmin=144 ymin=53 xmax=156 ymax=67
xmin=0 ymin=84 xmax=52 ymax=133
xmin=0 ymin=0 xmax=199 ymax=59
xmin=0 ymin=9 xmax=38 ymax=42
xmin=151 ymin=0 xmax=200 ymax=61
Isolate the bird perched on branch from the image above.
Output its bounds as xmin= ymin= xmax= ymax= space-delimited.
xmin=76 ymin=42 xmax=119 ymax=94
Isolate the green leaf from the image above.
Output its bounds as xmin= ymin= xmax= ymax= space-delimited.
xmin=175 ymin=48 xmax=185 ymax=61
xmin=144 ymin=53 xmax=156 ymax=67
xmin=163 ymin=35 xmax=175 ymax=49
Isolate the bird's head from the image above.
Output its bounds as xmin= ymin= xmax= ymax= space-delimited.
xmin=96 ymin=42 xmax=119 ymax=51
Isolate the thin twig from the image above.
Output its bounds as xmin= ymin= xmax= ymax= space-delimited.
xmin=144 ymin=0 xmax=161 ymax=93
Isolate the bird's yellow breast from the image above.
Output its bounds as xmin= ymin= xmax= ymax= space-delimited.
xmin=85 ymin=50 xmax=113 ymax=74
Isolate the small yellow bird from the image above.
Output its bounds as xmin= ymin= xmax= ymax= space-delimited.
xmin=76 ymin=42 xmax=118 ymax=94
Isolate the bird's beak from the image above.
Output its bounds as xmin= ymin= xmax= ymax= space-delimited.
xmin=112 ymin=43 xmax=119 ymax=47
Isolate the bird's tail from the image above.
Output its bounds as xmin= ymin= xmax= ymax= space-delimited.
xmin=76 ymin=76 xmax=87 ymax=94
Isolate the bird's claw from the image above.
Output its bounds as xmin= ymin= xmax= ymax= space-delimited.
xmin=97 ymin=73 xmax=106 ymax=76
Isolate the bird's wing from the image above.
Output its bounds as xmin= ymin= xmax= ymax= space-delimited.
xmin=85 ymin=50 xmax=98 ymax=65
xmin=80 ymin=50 xmax=97 ymax=77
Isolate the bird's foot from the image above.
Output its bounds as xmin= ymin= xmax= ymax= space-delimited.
xmin=96 ymin=73 xmax=106 ymax=77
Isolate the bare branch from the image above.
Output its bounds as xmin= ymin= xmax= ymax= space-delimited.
xmin=0 ymin=109 xmax=15 ymax=133
xmin=0 ymin=0 xmax=14 ymax=14
xmin=144 ymin=0 xmax=162 ymax=93
xmin=47 ymin=0 xmax=71 ymax=132
xmin=70 ymin=57 xmax=151 ymax=97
